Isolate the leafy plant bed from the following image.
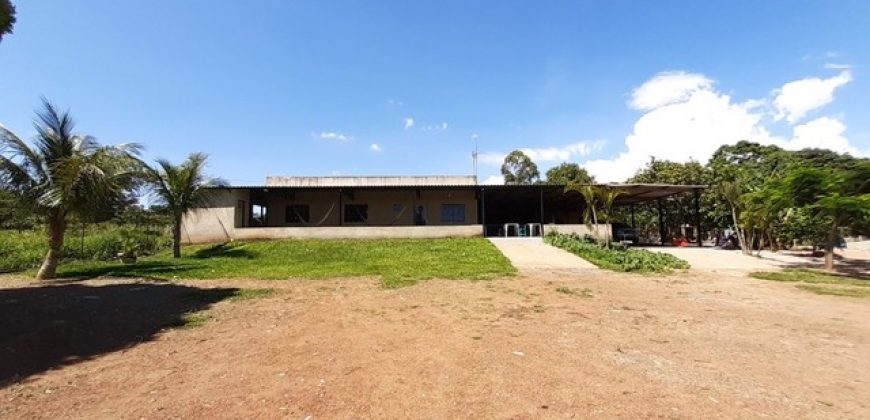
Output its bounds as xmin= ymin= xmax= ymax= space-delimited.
xmin=544 ymin=233 xmax=689 ymax=273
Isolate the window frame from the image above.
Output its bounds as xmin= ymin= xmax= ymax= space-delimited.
xmin=440 ymin=203 xmax=466 ymax=224
xmin=343 ymin=204 xmax=369 ymax=224
xmin=284 ymin=204 xmax=310 ymax=224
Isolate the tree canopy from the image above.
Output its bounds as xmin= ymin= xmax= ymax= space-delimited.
xmin=0 ymin=99 xmax=141 ymax=278
xmin=500 ymin=150 xmax=539 ymax=185
xmin=545 ymin=162 xmax=594 ymax=185
xmin=0 ymin=0 xmax=15 ymax=42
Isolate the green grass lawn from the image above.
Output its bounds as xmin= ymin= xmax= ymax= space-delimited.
xmin=45 ymin=238 xmax=516 ymax=288
xmin=750 ymin=269 xmax=870 ymax=298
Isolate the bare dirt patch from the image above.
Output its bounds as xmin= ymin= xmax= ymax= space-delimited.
xmin=2 ymin=271 xmax=869 ymax=419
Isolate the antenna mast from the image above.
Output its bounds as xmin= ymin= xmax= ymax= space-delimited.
xmin=471 ymin=134 xmax=479 ymax=182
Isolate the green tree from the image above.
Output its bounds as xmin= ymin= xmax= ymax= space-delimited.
xmin=545 ymin=162 xmax=594 ymax=185
xmin=597 ymin=187 xmax=625 ymax=247
xmin=0 ymin=99 xmax=140 ymax=279
xmin=500 ymin=150 xmax=539 ymax=185
xmin=141 ymin=153 xmax=224 ymax=258
xmin=782 ymin=166 xmax=870 ymax=270
xmin=569 ymin=184 xmax=600 ymax=242
xmin=622 ymin=158 xmax=710 ymax=243
xmin=0 ymin=0 xmax=15 ymax=42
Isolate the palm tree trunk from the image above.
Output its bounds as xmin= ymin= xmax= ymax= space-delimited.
xmin=37 ymin=214 xmax=67 ymax=280
xmin=824 ymin=221 xmax=837 ymax=271
xmin=592 ymin=207 xmax=599 ymax=245
xmin=730 ymin=206 xmax=749 ymax=254
xmin=172 ymin=215 xmax=182 ymax=258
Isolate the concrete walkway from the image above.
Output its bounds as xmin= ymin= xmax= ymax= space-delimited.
xmin=639 ymin=246 xmax=784 ymax=271
xmin=488 ymin=237 xmax=598 ymax=273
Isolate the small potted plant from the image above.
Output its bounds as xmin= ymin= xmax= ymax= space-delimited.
xmin=118 ymin=237 xmax=139 ymax=264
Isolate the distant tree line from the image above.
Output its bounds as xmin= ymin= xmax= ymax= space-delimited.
xmin=499 ymin=144 xmax=870 ymax=270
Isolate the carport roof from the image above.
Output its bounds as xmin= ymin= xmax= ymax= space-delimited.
xmin=218 ymin=183 xmax=706 ymax=205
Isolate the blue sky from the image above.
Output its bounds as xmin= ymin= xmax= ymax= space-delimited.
xmin=1 ymin=1 xmax=868 ymax=184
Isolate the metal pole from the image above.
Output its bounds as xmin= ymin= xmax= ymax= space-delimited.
xmin=657 ymin=199 xmax=666 ymax=246
xmin=630 ymin=204 xmax=636 ymax=229
xmin=694 ymin=189 xmax=702 ymax=247
xmin=338 ymin=188 xmax=343 ymax=226
xmin=480 ymin=187 xmax=486 ymax=236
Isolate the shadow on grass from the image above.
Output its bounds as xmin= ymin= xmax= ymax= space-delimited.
xmin=774 ymin=255 xmax=870 ymax=281
xmin=191 ymin=243 xmax=257 ymax=260
xmin=0 ymin=282 xmax=240 ymax=387
xmin=57 ymin=261 xmax=200 ymax=281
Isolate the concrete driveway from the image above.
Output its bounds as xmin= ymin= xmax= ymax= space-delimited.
xmin=488 ymin=237 xmax=598 ymax=273
xmin=639 ymin=246 xmax=784 ymax=271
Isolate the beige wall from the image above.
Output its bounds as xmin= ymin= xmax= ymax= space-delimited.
xmin=543 ymin=224 xmax=611 ymax=240
xmin=262 ymin=188 xmax=478 ymax=227
xmin=232 ymin=225 xmax=482 ymax=240
xmin=181 ymin=188 xmax=480 ymax=244
xmin=181 ymin=189 xmax=250 ymax=244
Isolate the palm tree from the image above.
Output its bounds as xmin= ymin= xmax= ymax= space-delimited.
xmin=566 ymin=184 xmax=600 ymax=243
xmin=141 ymin=153 xmax=224 ymax=258
xmin=0 ymin=99 xmax=140 ymax=279
xmin=718 ymin=180 xmax=750 ymax=254
xmin=597 ymin=187 xmax=625 ymax=247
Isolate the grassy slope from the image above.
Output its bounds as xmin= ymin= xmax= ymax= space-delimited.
xmin=48 ymin=238 xmax=516 ymax=287
xmin=750 ymin=269 xmax=870 ymax=298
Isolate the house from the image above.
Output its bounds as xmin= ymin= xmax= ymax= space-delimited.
xmin=181 ymin=175 xmax=705 ymax=244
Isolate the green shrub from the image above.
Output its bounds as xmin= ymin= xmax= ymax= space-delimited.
xmin=0 ymin=226 xmax=171 ymax=272
xmin=545 ymin=233 xmax=689 ymax=273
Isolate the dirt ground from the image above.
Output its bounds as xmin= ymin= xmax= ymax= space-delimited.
xmin=2 ymin=269 xmax=869 ymax=419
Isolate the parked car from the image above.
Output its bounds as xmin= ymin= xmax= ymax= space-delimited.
xmin=612 ymin=223 xmax=638 ymax=244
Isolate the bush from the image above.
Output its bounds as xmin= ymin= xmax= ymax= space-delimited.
xmin=0 ymin=226 xmax=171 ymax=272
xmin=545 ymin=233 xmax=689 ymax=273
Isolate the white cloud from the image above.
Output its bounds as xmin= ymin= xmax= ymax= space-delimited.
xmin=778 ymin=116 xmax=859 ymax=155
xmin=479 ymin=152 xmax=506 ymax=166
xmin=481 ymin=175 xmax=504 ymax=185
xmin=824 ymin=63 xmax=853 ymax=70
xmin=387 ymin=98 xmax=403 ymax=106
xmin=582 ymin=70 xmax=863 ymax=182
xmin=521 ymin=141 xmax=604 ymax=162
xmin=403 ymin=118 xmax=415 ymax=130
xmin=423 ymin=122 xmax=449 ymax=131
xmin=772 ymin=70 xmax=852 ymax=123
xmin=318 ymin=131 xmax=351 ymax=141
xmin=479 ymin=141 xmax=604 ymax=167
xmin=369 ymin=143 xmax=382 ymax=152
xmin=629 ymin=71 xmax=714 ymax=111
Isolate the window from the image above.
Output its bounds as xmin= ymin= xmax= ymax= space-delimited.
xmin=440 ymin=204 xmax=465 ymax=224
xmin=344 ymin=204 xmax=368 ymax=223
xmin=251 ymin=204 xmax=268 ymax=227
xmin=285 ymin=205 xmax=310 ymax=224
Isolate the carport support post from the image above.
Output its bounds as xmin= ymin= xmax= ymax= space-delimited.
xmin=657 ymin=199 xmax=666 ymax=245
xmin=480 ymin=187 xmax=486 ymax=236
xmin=694 ymin=189 xmax=702 ymax=247
xmin=630 ymin=204 xmax=636 ymax=229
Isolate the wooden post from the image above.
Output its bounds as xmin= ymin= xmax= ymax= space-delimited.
xmin=630 ymin=204 xmax=636 ymax=228
xmin=481 ymin=187 xmax=486 ymax=236
xmin=657 ymin=199 xmax=666 ymax=246
xmin=694 ymin=189 xmax=702 ymax=247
